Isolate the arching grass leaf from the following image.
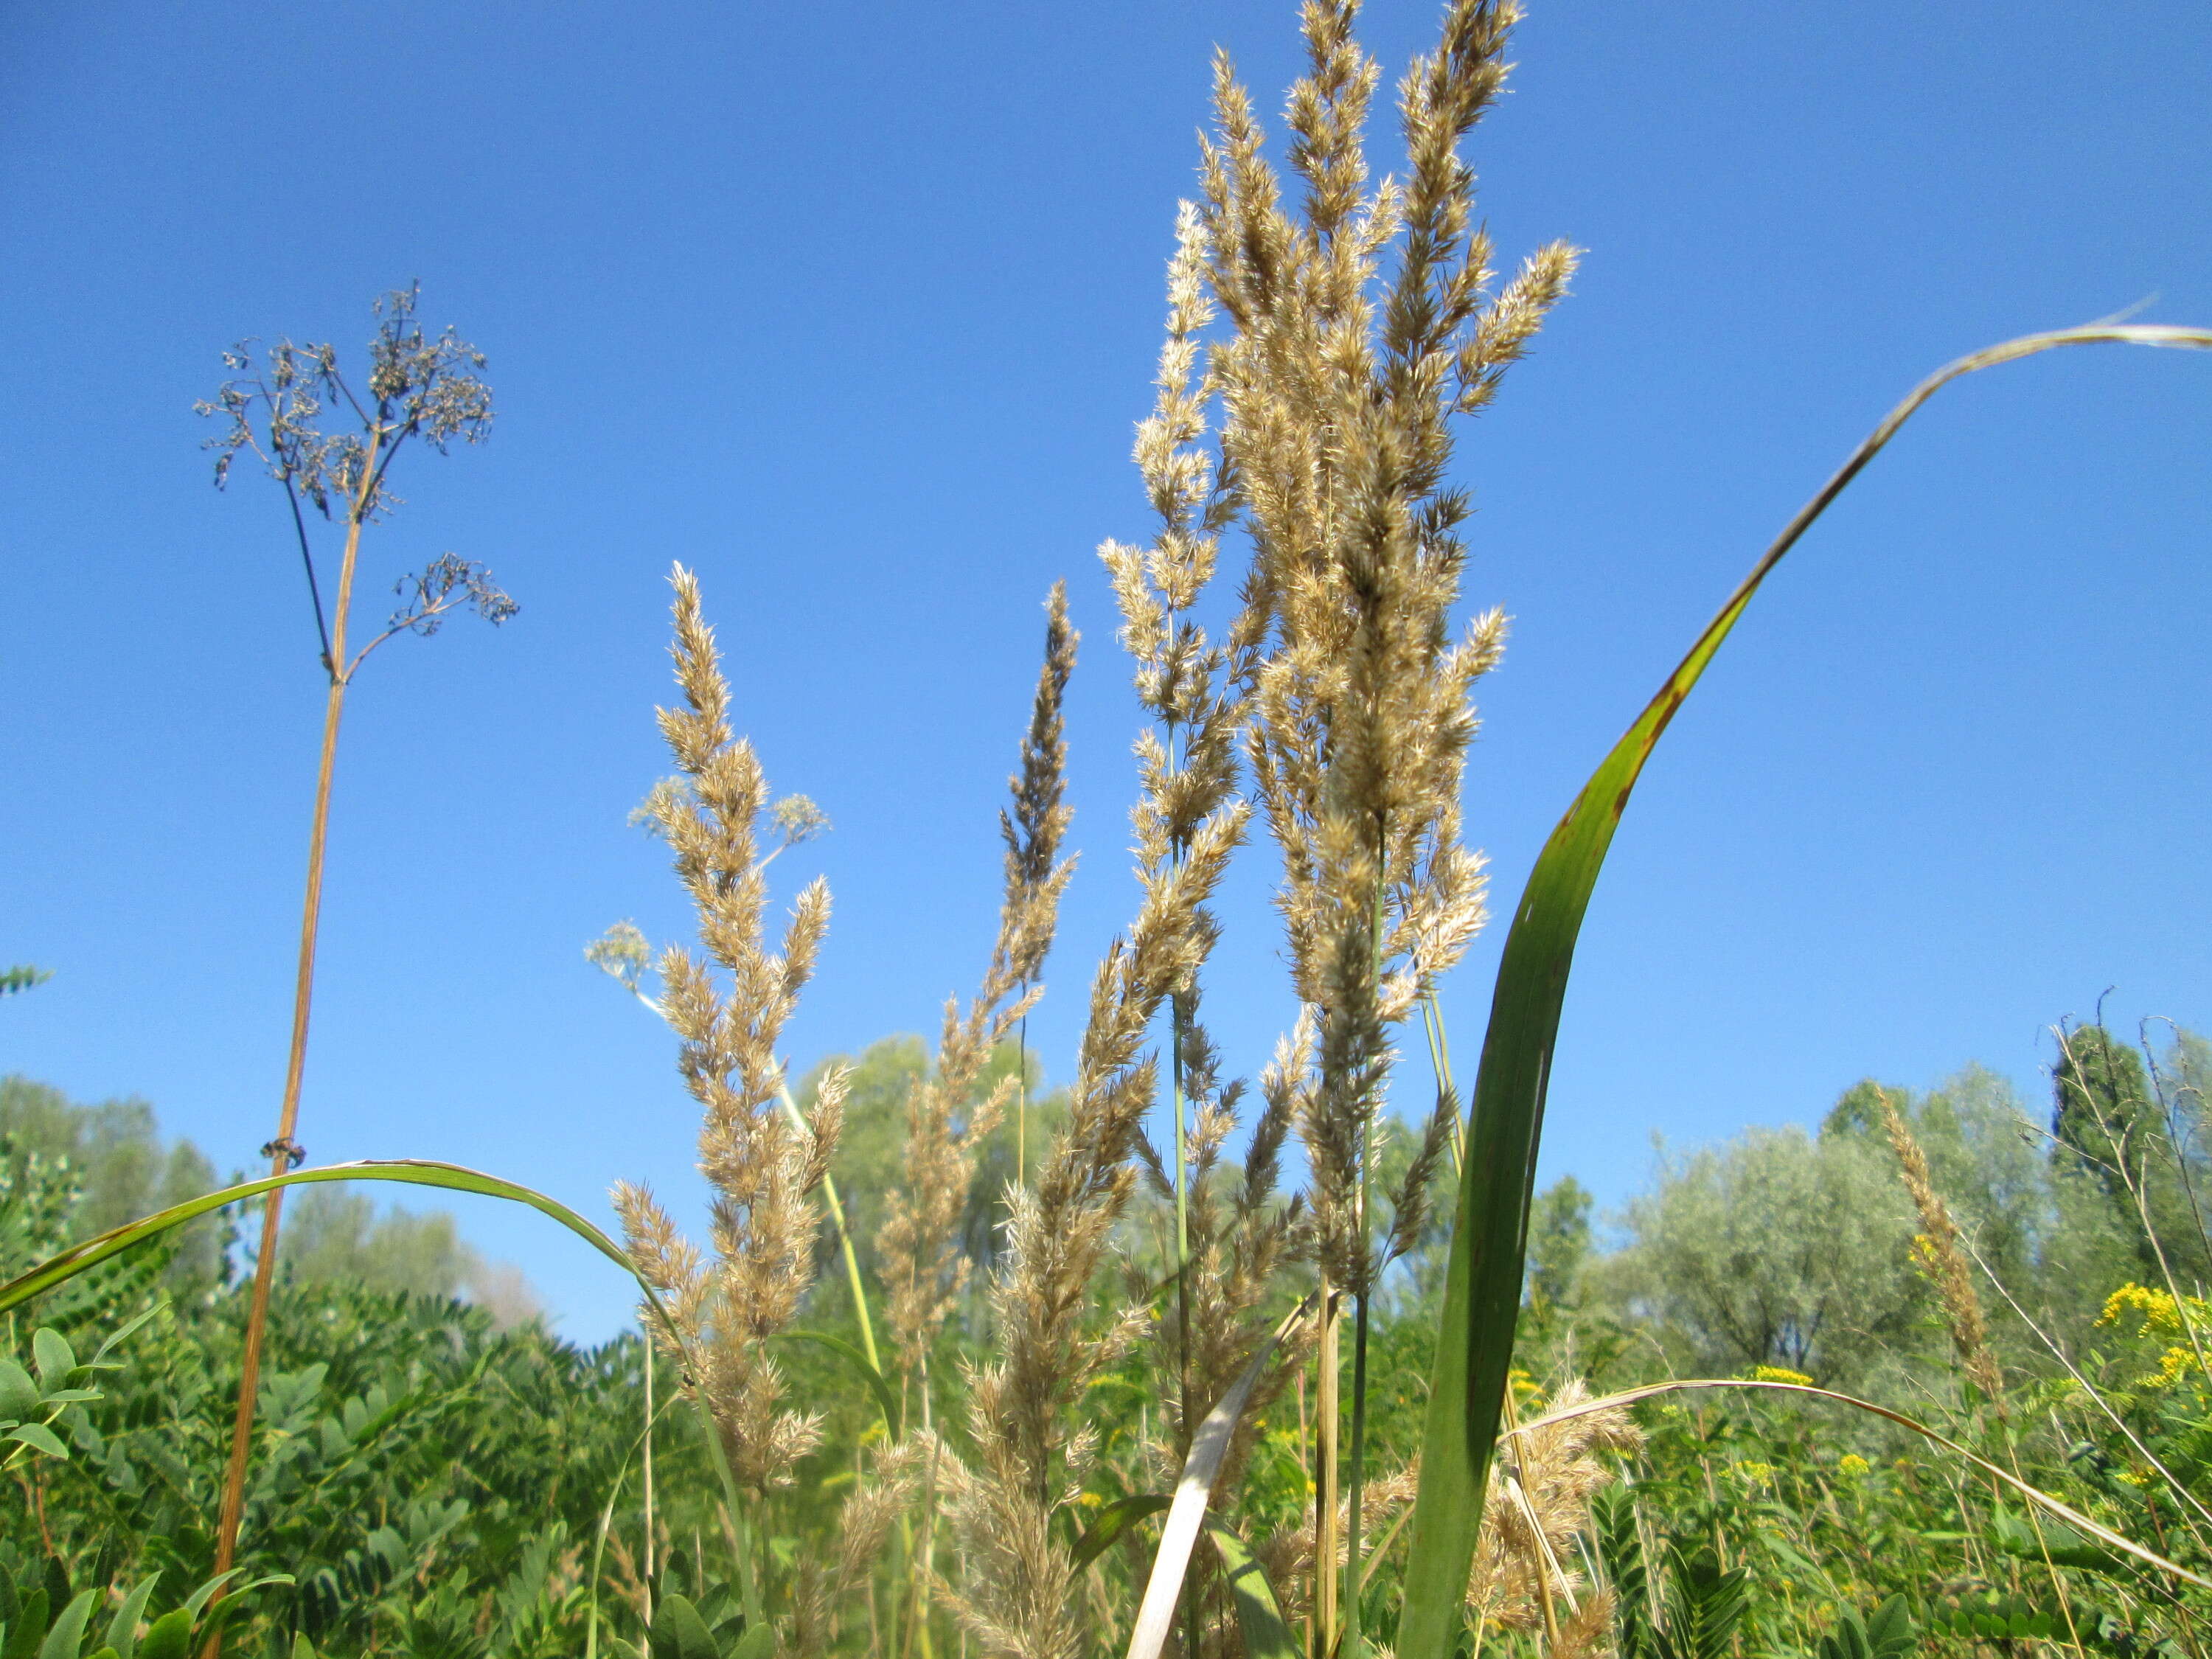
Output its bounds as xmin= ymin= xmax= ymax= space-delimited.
xmin=1394 ymin=323 xmax=2212 ymax=1658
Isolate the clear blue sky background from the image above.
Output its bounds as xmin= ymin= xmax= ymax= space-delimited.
xmin=3 ymin=1 xmax=2207 ymax=1343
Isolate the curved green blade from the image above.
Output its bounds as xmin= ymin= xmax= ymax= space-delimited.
xmin=1070 ymin=1495 xmax=1172 ymax=1575
xmin=1393 ymin=322 xmax=2212 ymax=1658
xmin=0 ymin=1155 xmax=762 ymax=1599
xmin=0 ymin=1159 xmax=641 ymax=1316
xmin=772 ymin=1329 xmax=900 ymax=1429
xmin=1206 ymin=1522 xmax=1298 ymax=1659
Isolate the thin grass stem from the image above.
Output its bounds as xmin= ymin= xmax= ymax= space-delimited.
xmin=779 ymin=1077 xmax=882 ymax=1376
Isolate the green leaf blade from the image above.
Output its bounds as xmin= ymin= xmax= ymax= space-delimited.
xmin=1392 ymin=322 xmax=2212 ymax=1658
xmin=7 ymin=1424 xmax=68 ymax=1459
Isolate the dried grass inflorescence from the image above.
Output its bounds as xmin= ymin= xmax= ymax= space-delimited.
xmin=935 ymin=299 xmax=1256 ymax=1653
xmin=1469 ymin=1381 xmax=1640 ymax=1638
xmin=923 ymin=3 xmax=1574 ymax=1649
xmin=1199 ymin=0 xmax=1574 ymax=1297
xmin=1877 ymin=1088 xmax=2006 ymax=1408
xmin=1105 ymin=198 xmax=1308 ymax=1489
xmin=878 ymin=585 xmax=1081 ymax=1388
xmin=1130 ymin=1018 xmax=1307 ymax=1464
xmin=613 ymin=564 xmax=849 ymax=1495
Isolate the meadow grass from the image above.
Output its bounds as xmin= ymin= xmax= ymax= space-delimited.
xmin=5 ymin=1 xmax=2212 ymax=1656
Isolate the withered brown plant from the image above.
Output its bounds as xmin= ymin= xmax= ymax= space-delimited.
xmin=1188 ymin=0 xmax=1576 ymax=1642
xmin=612 ymin=566 xmax=849 ymax=1514
xmin=193 ymin=284 xmax=513 ymax=1602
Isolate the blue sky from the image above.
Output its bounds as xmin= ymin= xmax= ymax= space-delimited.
xmin=3 ymin=1 xmax=2207 ymax=1342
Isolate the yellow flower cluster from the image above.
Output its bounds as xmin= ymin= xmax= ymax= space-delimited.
xmin=1731 ymin=1460 xmax=1777 ymax=1485
xmin=2094 ymin=1285 xmax=2211 ymax=1391
xmin=2098 ymin=1281 xmax=2208 ymax=1337
xmin=2141 ymin=1346 xmax=2199 ymax=1391
xmin=1750 ymin=1365 xmax=1815 ymax=1387
xmin=1837 ymin=1453 xmax=1871 ymax=1479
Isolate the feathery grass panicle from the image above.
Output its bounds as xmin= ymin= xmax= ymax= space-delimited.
xmin=612 ymin=563 xmax=848 ymax=1496
xmin=1104 ymin=192 xmax=1301 ymax=1474
xmin=1203 ymin=0 xmax=1561 ymax=1300
xmin=1130 ymin=1012 xmax=1307 ymax=1472
xmin=878 ymin=586 xmax=1080 ymax=1390
xmin=1469 ymin=1380 xmax=1640 ymax=1636
xmin=793 ymin=1440 xmax=923 ymax=1658
xmin=1876 ymin=1088 xmax=2006 ymax=1409
xmin=1188 ymin=6 xmax=1573 ymax=1645
xmin=935 ymin=215 xmax=1262 ymax=1659
xmin=1259 ymin=1462 xmax=1422 ymax=1630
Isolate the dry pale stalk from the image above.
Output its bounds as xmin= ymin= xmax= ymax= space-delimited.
xmin=880 ymin=583 xmax=1080 ymax=1393
xmin=193 ymin=288 xmax=509 ymax=1623
xmin=934 ymin=526 xmax=1247 ymax=1655
xmin=877 ymin=585 xmax=1079 ymax=1655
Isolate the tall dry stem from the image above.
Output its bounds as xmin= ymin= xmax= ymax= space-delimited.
xmin=880 ymin=583 xmax=1080 ymax=1397
xmin=193 ymin=285 xmax=509 ymax=1617
xmin=933 ymin=528 xmax=1248 ymax=1655
xmin=1875 ymin=1088 xmax=2006 ymax=1412
xmin=878 ymin=584 xmax=1079 ymax=1655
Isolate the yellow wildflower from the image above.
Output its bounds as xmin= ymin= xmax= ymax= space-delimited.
xmin=2137 ymin=1346 xmax=2199 ymax=1391
xmin=1837 ymin=1454 xmax=1871 ymax=1479
xmin=1751 ymin=1365 xmax=1815 ymax=1387
xmin=2098 ymin=1282 xmax=2205 ymax=1337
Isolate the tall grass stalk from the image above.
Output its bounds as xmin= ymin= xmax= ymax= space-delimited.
xmin=191 ymin=287 xmax=507 ymax=1614
xmin=877 ymin=582 xmax=1077 ymax=1659
xmin=38 ymin=10 xmax=2198 ymax=1656
xmin=612 ymin=564 xmax=852 ymax=1612
xmin=588 ymin=921 xmax=887 ymax=1377
xmin=1191 ymin=1 xmax=1551 ymax=1647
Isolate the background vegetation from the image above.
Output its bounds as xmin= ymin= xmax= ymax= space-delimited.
xmin=10 ymin=1013 xmax=2212 ymax=1656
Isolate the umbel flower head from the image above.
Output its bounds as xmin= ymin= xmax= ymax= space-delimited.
xmin=197 ymin=282 xmax=493 ymax=519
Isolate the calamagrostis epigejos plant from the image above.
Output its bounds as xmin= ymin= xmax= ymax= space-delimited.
xmin=1100 ymin=199 xmax=1304 ymax=1454
xmin=1189 ymin=0 xmax=1574 ymax=1644
xmin=193 ymin=284 xmax=512 ymax=1593
xmin=1469 ymin=1381 xmax=1639 ymax=1653
xmin=613 ymin=566 xmax=849 ymax=1517
xmin=880 ymin=582 xmax=1080 ymax=1399
xmin=1875 ymin=1088 xmax=2007 ymax=1412
xmin=930 ymin=380 xmax=1251 ymax=1658
xmin=870 ymin=585 xmax=1079 ymax=1657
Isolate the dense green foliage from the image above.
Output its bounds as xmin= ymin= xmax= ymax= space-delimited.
xmin=10 ymin=1020 xmax=2212 ymax=1657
